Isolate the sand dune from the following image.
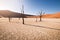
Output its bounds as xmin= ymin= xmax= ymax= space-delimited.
xmin=0 ymin=10 xmax=60 ymax=18
xmin=24 ymin=12 xmax=60 ymax=18
xmin=0 ymin=10 xmax=34 ymax=18
xmin=42 ymin=12 xmax=60 ymax=18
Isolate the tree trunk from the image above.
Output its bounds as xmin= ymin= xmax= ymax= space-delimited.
xmin=40 ymin=16 xmax=42 ymax=21
xmin=9 ymin=17 xmax=11 ymax=22
xmin=22 ymin=17 xmax=24 ymax=24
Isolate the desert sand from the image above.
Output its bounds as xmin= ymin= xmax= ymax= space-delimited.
xmin=0 ymin=18 xmax=60 ymax=40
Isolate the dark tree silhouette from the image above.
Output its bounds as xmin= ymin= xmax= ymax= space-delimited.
xmin=36 ymin=14 xmax=38 ymax=22
xmin=21 ymin=5 xmax=24 ymax=24
xmin=19 ymin=13 xmax=20 ymax=20
xmin=8 ymin=16 xmax=11 ymax=22
xmin=39 ymin=10 xmax=45 ymax=21
xmin=39 ymin=11 xmax=42 ymax=21
xmin=22 ymin=11 xmax=24 ymax=24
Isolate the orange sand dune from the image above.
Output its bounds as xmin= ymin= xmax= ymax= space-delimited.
xmin=42 ymin=12 xmax=60 ymax=18
xmin=52 ymin=12 xmax=60 ymax=18
xmin=0 ymin=10 xmax=60 ymax=18
xmin=26 ymin=12 xmax=60 ymax=18
xmin=42 ymin=14 xmax=53 ymax=18
xmin=35 ymin=12 xmax=60 ymax=18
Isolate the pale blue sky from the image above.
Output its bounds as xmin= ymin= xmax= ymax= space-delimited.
xmin=0 ymin=0 xmax=60 ymax=15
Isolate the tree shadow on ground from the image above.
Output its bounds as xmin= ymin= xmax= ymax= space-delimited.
xmin=24 ymin=24 xmax=60 ymax=31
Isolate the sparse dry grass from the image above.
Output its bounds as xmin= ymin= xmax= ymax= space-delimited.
xmin=0 ymin=18 xmax=60 ymax=40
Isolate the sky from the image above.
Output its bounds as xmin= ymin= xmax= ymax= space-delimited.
xmin=0 ymin=0 xmax=60 ymax=15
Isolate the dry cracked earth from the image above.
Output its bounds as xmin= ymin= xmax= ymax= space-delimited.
xmin=0 ymin=18 xmax=60 ymax=40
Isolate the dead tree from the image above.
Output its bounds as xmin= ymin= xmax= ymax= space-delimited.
xmin=36 ymin=16 xmax=37 ymax=22
xmin=36 ymin=13 xmax=38 ymax=22
xmin=19 ymin=13 xmax=20 ymax=20
xmin=39 ymin=11 xmax=42 ymax=21
xmin=39 ymin=10 xmax=45 ymax=21
xmin=21 ymin=5 xmax=24 ymax=24
xmin=22 ymin=11 xmax=24 ymax=24
xmin=8 ymin=16 xmax=11 ymax=22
